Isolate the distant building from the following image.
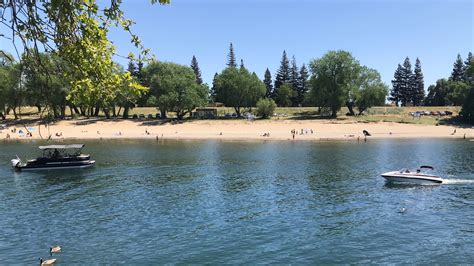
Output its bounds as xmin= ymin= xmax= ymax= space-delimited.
xmin=193 ymin=108 xmax=217 ymax=119
xmin=208 ymin=102 xmax=224 ymax=107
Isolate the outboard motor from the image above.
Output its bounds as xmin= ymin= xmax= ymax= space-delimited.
xmin=11 ymin=156 xmax=21 ymax=168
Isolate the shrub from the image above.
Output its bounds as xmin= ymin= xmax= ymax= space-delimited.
xmin=256 ymin=98 xmax=276 ymax=119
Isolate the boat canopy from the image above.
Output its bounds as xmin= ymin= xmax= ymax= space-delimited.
xmin=38 ymin=144 xmax=85 ymax=150
xmin=420 ymin=165 xmax=434 ymax=170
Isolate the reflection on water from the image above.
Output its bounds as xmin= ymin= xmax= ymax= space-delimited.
xmin=0 ymin=139 xmax=473 ymax=264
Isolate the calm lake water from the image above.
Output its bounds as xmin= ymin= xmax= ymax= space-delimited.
xmin=0 ymin=139 xmax=473 ymax=264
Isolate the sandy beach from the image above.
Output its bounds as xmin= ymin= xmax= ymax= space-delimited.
xmin=1 ymin=118 xmax=473 ymax=141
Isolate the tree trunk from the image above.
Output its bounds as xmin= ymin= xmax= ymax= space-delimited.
xmin=94 ymin=104 xmax=100 ymax=117
xmin=358 ymin=107 xmax=367 ymax=115
xmin=69 ymin=106 xmax=75 ymax=117
xmin=346 ymin=101 xmax=355 ymax=116
xmin=331 ymin=107 xmax=338 ymax=118
xmin=0 ymin=112 xmax=5 ymax=120
xmin=12 ymin=107 xmax=18 ymax=119
xmin=123 ymin=106 xmax=130 ymax=119
xmin=104 ymin=108 xmax=110 ymax=119
xmin=160 ymin=109 xmax=167 ymax=119
xmin=36 ymin=105 xmax=42 ymax=113
xmin=234 ymin=106 xmax=241 ymax=117
xmin=117 ymin=106 xmax=122 ymax=117
xmin=52 ymin=105 xmax=59 ymax=118
xmin=80 ymin=107 xmax=86 ymax=116
xmin=112 ymin=106 xmax=116 ymax=117
xmin=61 ymin=105 xmax=66 ymax=118
xmin=73 ymin=106 xmax=80 ymax=115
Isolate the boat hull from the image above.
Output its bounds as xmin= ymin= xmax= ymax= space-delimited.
xmin=14 ymin=160 xmax=95 ymax=171
xmin=381 ymin=172 xmax=443 ymax=184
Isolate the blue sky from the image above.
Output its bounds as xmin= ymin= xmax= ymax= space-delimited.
xmin=108 ymin=0 xmax=472 ymax=89
xmin=1 ymin=0 xmax=472 ymax=90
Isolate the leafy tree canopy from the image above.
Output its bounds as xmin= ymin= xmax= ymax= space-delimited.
xmin=0 ymin=0 xmax=169 ymax=111
xmin=145 ymin=61 xmax=208 ymax=119
xmin=307 ymin=50 xmax=361 ymax=117
xmin=214 ymin=67 xmax=265 ymax=116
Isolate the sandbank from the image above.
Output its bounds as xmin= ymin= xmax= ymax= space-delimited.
xmin=1 ymin=118 xmax=473 ymax=142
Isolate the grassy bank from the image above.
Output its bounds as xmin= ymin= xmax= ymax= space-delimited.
xmin=2 ymin=106 xmax=461 ymax=126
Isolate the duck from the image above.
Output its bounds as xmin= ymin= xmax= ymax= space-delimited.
xmin=49 ymin=246 xmax=61 ymax=256
xmin=39 ymin=258 xmax=56 ymax=266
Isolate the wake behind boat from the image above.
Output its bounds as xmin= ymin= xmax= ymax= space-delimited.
xmin=381 ymin=166 xmax=443 ymax=184
xmin=11 ymin=144 xmax=95 ymax=171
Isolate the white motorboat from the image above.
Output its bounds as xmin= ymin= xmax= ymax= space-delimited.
xmin=381 ymin=166 xmax=443 ymax=184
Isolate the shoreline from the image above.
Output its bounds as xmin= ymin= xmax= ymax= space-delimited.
xmin=1 ymin=119 xmax=473 ymax=142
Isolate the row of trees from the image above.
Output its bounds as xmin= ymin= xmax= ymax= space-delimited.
xmin=0 ymin=45 xmax=390 ymax=120
xmin=425 ymin=53 xmax=473 ymax=107
xmin=208 ymin=45 xmax=388 ymax=118
xmin=0 ymin=51 xmax=147 ymax=120
xmin=390 ymin=57 xmax=424 ymax=106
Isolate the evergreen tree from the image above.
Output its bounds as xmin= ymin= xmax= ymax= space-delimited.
xmin=190 ymin=55 xmax=203 ymax=85
xmin=211 ymin=72 xmax=219 ymax=102
xmin=390 ymin=64 xmax=403 ymax=106
xmin=451 ymin=53 xmax=464 ymax=81
xmin=274 ymin=50 xmax=290 ymax=96
xmin=412 ymin=58 xmax=425 ymax=106
xmin=227 ymin=43 xmax=237 ymax=68
xmin=134 ymin=58 xmax=148 ymax=107
xmin=297 ymin=63 xmax=309 ymax=106
xmin=463 ymin=52 xmax=473 ymax=83
xmin=263 ymin=68 xmax=273 ymax=98
xmin=289 ymin=56 xmax=300 ymax=106
xmin=240 ymin=59 xmax=245 ymax=69
xmin=136 ymin=58 xmax=144 ymax=83
xmin=400 ymin=57 xmax=414 ymax=106
xmin=127 ymin=59 xmax=137 ymax=75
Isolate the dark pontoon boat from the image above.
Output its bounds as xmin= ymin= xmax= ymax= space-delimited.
xmin=11 ymin=144 xmax=95 ymax=171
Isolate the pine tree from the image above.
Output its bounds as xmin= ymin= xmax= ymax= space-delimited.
xmin=263 ymin=68 xmax=273 ymax=98
xmin=451 ymin=53 xmax=464 ymax=81
xmin=226 ymin=43 xmax=237 ymax=68
xmin=274 ymin=50 xmax=290 ymax=96
xmin=210 ymin=72 xmax=219 ymax=102
xmin=127 ymin=59 xmax=137 ymax=76
xmin=240 ymin=59 xmax=245 ymax=69
xmin=412 ymin=58 xmax=425 ymax=106
xmin=297 ymin=63 xmax=309 ymax=106
xmin=190 ymin=55 xmax=203 ymax=85
xmin=400 ymin=57 xmax=414 ymax=106
xmin=289 ymin=56 xmax=300 ymax=106
xmin=390 ymin=64 xmax=403 ymax=106
xmin=463 ymin=52 xmax=473 ymax=83
xmin=136 ymin=59 xmax=144 ymax=82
